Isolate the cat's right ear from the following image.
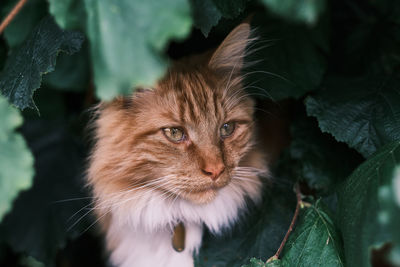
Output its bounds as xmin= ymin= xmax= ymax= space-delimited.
xmin=208 ymin=22 xmax=253 ymax=75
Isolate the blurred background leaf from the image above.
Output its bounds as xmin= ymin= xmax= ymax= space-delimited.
xmin=338 ymin=141 xmax=400 ymax=267
xmin=83 ymin=0 xmax=192 ymax=100
xmin=0 ymin=95 xmax=34 ymax=222
xmin=261 ymin=0 xmax=326 ymax=25
xmin=0 ymin=119 xmax=91 ymax=264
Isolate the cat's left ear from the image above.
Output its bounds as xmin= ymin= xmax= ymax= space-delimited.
xmin=208 ymin=21 xmax=252 ymax=74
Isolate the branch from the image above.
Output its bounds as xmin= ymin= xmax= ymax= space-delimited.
xmin=268 ymin=183 xmax=302 ymax=262
xmin=0 ymin=0 xmax=28 ymax=35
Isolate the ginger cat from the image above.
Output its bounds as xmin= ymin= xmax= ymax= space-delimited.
xmin=87 ymin=22 xmax=268 ymax=267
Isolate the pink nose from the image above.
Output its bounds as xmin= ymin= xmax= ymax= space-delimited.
xmin=202 ymin=162 xmax=225 ymax=181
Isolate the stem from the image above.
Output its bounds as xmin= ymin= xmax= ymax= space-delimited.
xmin=273 ymin=183 xmax=302 ymax=259
xmin=0 ymin=0 xmax=28 ymax=35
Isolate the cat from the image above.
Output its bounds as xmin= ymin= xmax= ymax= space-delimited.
xmin=87 ymin=21 xmax=268 ymax=267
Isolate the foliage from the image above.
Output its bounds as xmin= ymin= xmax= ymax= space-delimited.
xmin=281 ymin=200 xmax=344 ymax=266
xmin=0 ymin=0 xmax=400 ymax=266
xmin=0 ymin=96 xmax=34 ymax=222
xmin=0 ymin=17 xmax=83 ymax=110
xmin=338 ymin=141 xmax=400 ymax=267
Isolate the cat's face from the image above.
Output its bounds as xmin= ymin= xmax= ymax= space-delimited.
xmin=89 ymin=22 xmax=257 ymax=204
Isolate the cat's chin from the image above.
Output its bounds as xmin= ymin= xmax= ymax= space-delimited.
xmin=182 ymin=188 xmax=218 ymax=204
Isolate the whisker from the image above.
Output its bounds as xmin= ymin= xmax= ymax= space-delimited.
xmin=52 ymin=196 xmax=94 ymax=204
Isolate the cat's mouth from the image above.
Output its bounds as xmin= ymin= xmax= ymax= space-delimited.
xmin=182 ymin=188 xmax=218 ymax=204
xmin=179 ymin=179 xmax=231 ymax=204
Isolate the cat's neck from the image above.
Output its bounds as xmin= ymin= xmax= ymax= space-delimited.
xmin=106 ymin=175 xmax=262 ymax=234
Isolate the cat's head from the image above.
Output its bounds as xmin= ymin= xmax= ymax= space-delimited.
xmin=88 ymin=22 xmax=263 ymax=205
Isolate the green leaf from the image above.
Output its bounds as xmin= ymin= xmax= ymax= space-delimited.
xmin=281 ymin=200 xmax=345 ymax=266
xmin=212 ymin=0 xmax=248 ymax=19
xmin=191 ymin=0 xmax=248 ymax=37
xmin=0 ymin=95 xmax=34 ymax=222
xmin=1 ymin=0 xmax=47 ymax=47
xmin=242 ymin=257 xmax=282 ymax=267
xmin=338 ymin=141 xmax=400 ymax=267
xmin=48 ymin=0 xmax=86 ymax=30
xmin=0 ymin=17 xmax=84 ymax=110
xmin=191 ymin=0 xmax=222 ymax=37
xmin=286 ymin=108 xmax=362 ymax=194
xmin=84 ymin=0 xmax=192 ymax=100
xmin=196 ymin=183 xmax=296 ymax=267
xmin=306 ymin=73 xmax=400 ymax=158
xmin=0 ymin=120 xmax=90 ymax=263
xmin=246 ymin=14 xmax=328 ymax=100
xmin=261 ymin=0 xmax=326 ymax=25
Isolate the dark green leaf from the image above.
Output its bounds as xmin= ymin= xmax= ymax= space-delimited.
xmin=246 ymin=14 xmax=328 ymax=100
xmin=0 ymin=96 xmax=34 ymax=221
xmin=338 ymin=141 xmax=400 ymax=267
xmin=84 ymin=0 xmax=192 ymax=100
xmin=0 ymin=17 xmax=84 ymax=110
xmin=0 ymin=120 xmax=90 ymax=264
xmin=212 ymin=0 xmax=248 ymax=19
xmin=286 ymin=109 xmax=362 ymax=194
xmin=1 ymin=0 xmax=47 ymax=47
xmin=191 ymin=0 xmax=222 ymax=37
xmin=191 ymin=0 xmax=248 ymax=37
xmin=261 ymin=0 xmax=326 ymax=25
xmin=196 ymin=183 xmax=296 ymax=267
xmin=281 ymin=200 xmax=345 ymax=266
xmin=306 ymin=73 xmax=400 ymax=158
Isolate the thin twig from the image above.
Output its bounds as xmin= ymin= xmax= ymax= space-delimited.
xmin=0 ymin=0 xmax=28 ymax=35
xmin=271 ymin=183 xmax=302 ymax=261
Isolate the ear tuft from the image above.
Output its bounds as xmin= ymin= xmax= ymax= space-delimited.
xmin=208 ymin=22 xmax=253 ymax=74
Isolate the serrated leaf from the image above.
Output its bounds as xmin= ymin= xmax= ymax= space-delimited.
xmin=84 ymin=0 xmax=192 ymax=100
xmin=261 ymin=0 xmax=326 ymax=25
xmin=191 ymin=0 xmax=222 ymax=37
xmin=338 ymin=141 xmax=400 ymax=267
xmin=1 ymin=0 xmax=47 ymax=47
xmin=191 ymin=0 xmax=248 ymax=37
xmin=0 ymin=17 xmax=84 ymax=110
xmin=196 ymin=184 xmax=296 ymax=267
xmin=306 ymin=73 xmax=400 ymax=158
xmin=281 ymin=200 xmax=345 ymax=266
xmin=0 ymin=96 xmax=34 ymax=222
xmin=0 ymin=120 xmax=90 ymax=264
xmin=246 ymin=14 xmax=328 ymax=100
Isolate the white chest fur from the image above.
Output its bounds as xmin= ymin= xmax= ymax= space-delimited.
xmin=104 ymin=178 xmax=262 ymax=267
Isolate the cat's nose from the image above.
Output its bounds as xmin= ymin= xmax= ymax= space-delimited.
xmin=202 ymin=162 xmax=225 ymax=181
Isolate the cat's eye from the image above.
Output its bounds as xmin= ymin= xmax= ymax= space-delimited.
xmin=162 ymin=127 xmax=185 ymax=143
xmin=220 ymin=122 xmax=235 ymax=138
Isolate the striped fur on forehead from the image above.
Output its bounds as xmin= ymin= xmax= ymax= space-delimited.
xmin=159 ymin=66 xmax=225 ymax=125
